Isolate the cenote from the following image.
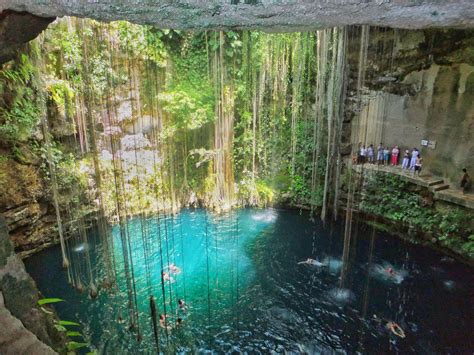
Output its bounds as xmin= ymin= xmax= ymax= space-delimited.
xmin=25 ymin=209 xmax=473 ymax=353
xmin=1 ymin=3 xmax=474 ymax=354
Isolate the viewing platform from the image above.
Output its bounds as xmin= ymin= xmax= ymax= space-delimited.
xmin=352 ymin=164 xmax=474 ymax=210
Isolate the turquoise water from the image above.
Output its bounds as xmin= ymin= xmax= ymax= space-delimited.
xmin=26 ymin=208 xmax=473 ymax=353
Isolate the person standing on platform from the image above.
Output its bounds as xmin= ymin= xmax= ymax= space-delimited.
xmin=461 ymin=168 xmax=471 ymax=194
xmin=409 ymin=148 xmax=419 ymax=170
xmin=377 ymin=143 xmax=384 ymax=165
xmin=402 ymin=150 xmax=410 ymax=170
xmin=360 ymin=145 xmax=367 ymax=164
xmin=413 ymin=155 xmax=423 ymax=176
xmin=383 ymin=146 xmax=390 ymax=165
xmin=391 ymin=145 xmax=400 ymax=166
xmin=368 ymin=144 xmax=375 ymax=164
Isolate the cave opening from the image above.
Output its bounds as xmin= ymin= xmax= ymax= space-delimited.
xmin=0 ymin=3 xmax=473 ymax=354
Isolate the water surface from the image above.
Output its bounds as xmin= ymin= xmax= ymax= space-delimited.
xmin=25 ymin=209 xmax=473 ymax=353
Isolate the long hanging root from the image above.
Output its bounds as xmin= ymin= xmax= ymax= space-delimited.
xmin=150 ymin=296 xmax=160 ymax=352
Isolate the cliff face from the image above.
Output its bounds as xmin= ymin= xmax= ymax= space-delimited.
xmin=346 ymin=28 xmax=474 ymax=185
xmin=0 ymin=46 xmax=81 ymax=257
xmin=0 ymin=216 xmax=65 ymax=351
xmin=2 ymin=0 xmax=474 ymax=32
xmin=0 ymin=153 xmax=59 ymax=258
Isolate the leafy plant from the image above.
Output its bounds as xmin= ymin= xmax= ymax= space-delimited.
xmin=38 ymin=298 xmax=65 ymax=306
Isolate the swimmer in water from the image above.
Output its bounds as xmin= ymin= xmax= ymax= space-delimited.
xmin=370 ymin=263 xmax=406 ymax=284
xmin=178 ymin=299 xmax=187 ymax=313
xmin=159 ymin=314 xmax=172 ymax=330
xmin=386 ymin=321 xmax=406 ymax=338
xmin=298 ymin=258 xmax=324 ymax=267
xmin=373 ymin=315 xmax=406 ymax=338
xmin=162 ymin=271 xmax=175 ymax=283
xmin=176 ymin=318 xmax=183 ymax=327
xmin=169 ymin=264 xmax=181 ymax=274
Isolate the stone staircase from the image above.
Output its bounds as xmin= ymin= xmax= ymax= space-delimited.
xmin=428 ymin=179 xmax=450 ymax=192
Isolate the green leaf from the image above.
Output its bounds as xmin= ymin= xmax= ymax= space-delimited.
xmin=66 ymin=341 xmax=88 ymax=351
xmin=66 ymin=331 xmax=83 ymax=337
xmin=38 ymin=298 xmax=64 ymax=306
xmin=59 ymin=320 xmax=81 ymax=327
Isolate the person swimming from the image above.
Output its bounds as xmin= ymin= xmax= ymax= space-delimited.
xmin=298 ymin=258 xmax=325 ymax=267
xmin=169 ymin=264 xmax=181 ymax=274
xmin=159 ymin=314 xmax=172 ymax=330
xmin=386 ymin=321 xmax=406 ymax=338
xmin=373 ymin=315 xmax=406 ymax=338
xmin=162 ymin=271 xmax=175 ymax=283
xmin=370 ymin=263 xmax=406 ymax=284
xmin=178 ymin=299 xmax=187 ymax=313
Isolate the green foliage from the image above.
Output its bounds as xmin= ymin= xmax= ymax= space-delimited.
xmin=58 ymin=320 xmax=81 ymax=326
xmin=67 ymin=341 xmax=88 ymax=351
xmin=256 ymin=180 xmax=274 ymax=206
xmin=48 ymin=79 xmax=75 ymax=117
xmin=37 ymin=298 xmax=65 ymax=305
xmin=158 ymin=90 xmax=213 ymax=131
xmin=38 ymin=295 xmax=90 ymax=352
xmin=0 ymin=52 xmax=42 ymax=143
xmin=115 ymin=21 xmax=166 ymax=65
xmin=461 ymin=235 xmax=474 ymax=258
xmin=66 ymin=331 xmax=83 ymax=337
xmin=360 ymin=172 xmax=474 ymax=257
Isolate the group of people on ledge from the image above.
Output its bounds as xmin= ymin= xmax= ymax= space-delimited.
xmin=354 ymin=144 xmax=423 ymax=176
xmin=354 ymin=143 xmax=472 ymax=194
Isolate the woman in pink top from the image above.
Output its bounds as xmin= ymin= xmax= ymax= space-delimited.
xmin=391 ymin=145 xmax=400 ymax=166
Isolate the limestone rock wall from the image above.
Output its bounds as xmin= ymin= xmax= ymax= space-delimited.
xmin=0 ymin=11 xmax=53 ymax=64
xmin=0 ymin=153 xmax=60 ymax=258
xmin=0 ymin=292 xmax=57 ymax=355
xmin=349 ymin=28 xmax=474 ymax=185
xmin=2 ymin=0 xmax=474 ymax=31
xmin=0 ymin=216 xmax=65 ymax=351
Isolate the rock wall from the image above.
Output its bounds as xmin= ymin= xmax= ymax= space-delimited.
xmin=0 ymin=292 xmax=57 ymax=354
xmin=0 ymin=11 xmax=53 ymax=64
xmin=2 ymin=0 xmax=474 ymax=31
xmin=0 ymin=153 xmax=60 ymax=258
xmin=0 ymin=216 xmax=65 ymax=351
xmin=349 ymin=28 xmax=474 ymax=185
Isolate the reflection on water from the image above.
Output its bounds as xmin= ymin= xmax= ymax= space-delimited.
xmin=73 ymin=243 xmax=89 ymax=253
xmin=443 ymin=280 xmax=455 ymax=290
xmin=327 ymin=287 xmax=355 ymax=304
xmin=323 ymin=257 xmax=343 ymax=275
xmin=251 ymin=209 xmax=278 ymax=223
xmin=25 ymin=209 xmax=474 ymax=353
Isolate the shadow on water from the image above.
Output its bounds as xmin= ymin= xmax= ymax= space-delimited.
xmin=25 ymin=208 xmax=473 ymax=353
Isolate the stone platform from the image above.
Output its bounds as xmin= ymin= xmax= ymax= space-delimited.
xmin=352 ymin=164 xmax=474 ymax=210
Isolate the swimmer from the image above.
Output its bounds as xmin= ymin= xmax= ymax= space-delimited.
xmin=178 ymin=299 xmax=187 ymax=313
xmin=176 ymin=317 xmax=183 ymax=327
xmin=169 ymin=264 xmax=181 ymax=274
xmin=298 ymin=258 xmax=324 ymax=267
xmin=370 ymin=263 xmax=406 ymax=284
xmin=162 ymin=271 xmax=175 ymax=284
xmin=373 ymin=315 xmax=406 ymax=338
xmin=386 ymin=321 xmax=406 ymax=338
xmin=159 ymin=314 xmax=172 ymax=330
